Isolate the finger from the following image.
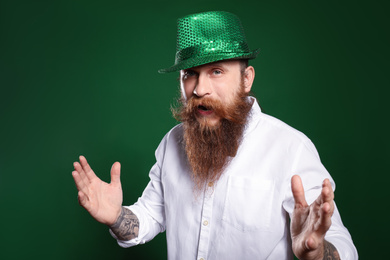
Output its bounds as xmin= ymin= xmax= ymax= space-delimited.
xmin=318 ymin=179 xmax=335 ymax=218
xmin=73 ymin=161 xmax=84 ymax=174
xmin=291 ymin=175 xmax=308 ymax=207
xmin=78 ymin=190 xmax=89 ymax=209
xmin=72 ymin=170 xmax=90 ymax=195
xmin=79 ymin=155 xmax=96 ymax=180
xmin=79 ymin=155 xmax=91 ymax=171
xmin=310 ymin=179 xmax=334 ymax=212
xmin=321 ymin=179 xmax=334 ymax=203
xmin=110 ymin=162 xmax=121 ymax=185
xmin=305 ymin=235 xmax=320 ymax=251
xmin=74 ymin=161 xmax=89 ymax=186
xmin=72 ymin=170 xmax=85 ymax=191
xmin=314 ymin=201 xmax=333 ymax=237
xmin=319 ymin=181 xmax=335 ymax=224
xmin=321 ymin=201 xmax=334 ymax=223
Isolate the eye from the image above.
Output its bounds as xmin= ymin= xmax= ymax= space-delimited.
xmin=212 ymin=69 xmax=222 ymax=75
xmin=183 ymin=70 xmax=197 ymax=79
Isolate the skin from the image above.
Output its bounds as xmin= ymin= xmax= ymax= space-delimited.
xmin=72 ymin=156 xmax=138 ymax=240
xmin=180 ymin=60 xmax=255 ymax=126
xmin=291 ymin=175 xmax=340 ymax=260
xmin=72 ymin=60 xmax=340 ymax=259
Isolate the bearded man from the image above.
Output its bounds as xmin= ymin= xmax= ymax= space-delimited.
xmin=72 ymin=11 xmax=357 ymax=260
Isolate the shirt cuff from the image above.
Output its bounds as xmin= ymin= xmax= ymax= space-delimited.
xmin=325 ymin=235 xmax=358 ymax=259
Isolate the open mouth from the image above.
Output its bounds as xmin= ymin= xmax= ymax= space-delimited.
xmin=198 ymin=105 xmax=210 ymax=111
xmin=197 ymin=104 xmax=213 ymax=115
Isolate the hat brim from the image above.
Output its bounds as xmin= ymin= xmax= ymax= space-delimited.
xmin=158 ymin=49 xmax=260 ymax=73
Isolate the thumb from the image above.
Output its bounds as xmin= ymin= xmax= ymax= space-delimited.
xmin=305 ymin=236 xmax=320 ymax=251
xmin=110 ymin=162 xmax=121 ymax=185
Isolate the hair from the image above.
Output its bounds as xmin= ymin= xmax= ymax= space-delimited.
xmin=172 ymin=75 xmax=253 ymax=193
xmin=239 ymin=59 xmax=249 ymax=74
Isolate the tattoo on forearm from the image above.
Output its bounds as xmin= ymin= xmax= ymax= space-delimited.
xmin=110 ymin=207 xmax=139 ymax=240
xmin=323 ymin=241 xmax=341 ymax=260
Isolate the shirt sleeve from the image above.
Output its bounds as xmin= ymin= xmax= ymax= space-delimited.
xmin=110 ymin=132 xmax=169 ymax=248
xmin=283 ymin=139 xmax=358 ymax=259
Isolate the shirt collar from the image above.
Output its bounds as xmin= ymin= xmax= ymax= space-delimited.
xmin=243 ymin=96 xmax=262 ymax=136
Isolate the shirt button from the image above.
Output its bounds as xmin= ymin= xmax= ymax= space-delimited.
xmin=208 ymin=182 xmax=213 ymax=187
xmin=203 ymin=220 xmax=209 ymax=226
xmin=199 ymin=258 xmax=204 ymax=260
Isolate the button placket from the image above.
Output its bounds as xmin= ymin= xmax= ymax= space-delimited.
xmin=196 ymin=183 xmax=215 ymax=260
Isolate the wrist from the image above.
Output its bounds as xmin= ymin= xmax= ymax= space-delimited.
xmin=108 ymin=206 xmax=124 ymax=227
xmin=109 ymin=207 xmax=139 ymax=241
xmin=323 ymin=240 xmax=340 ymax=260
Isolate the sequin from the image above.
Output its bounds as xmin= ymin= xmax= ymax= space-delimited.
xmin=158 ymin=11 xmax=259 ymax=73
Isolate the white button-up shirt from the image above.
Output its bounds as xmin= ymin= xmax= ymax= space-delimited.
xmin=112 ymin=98 xmax=358 ymax=259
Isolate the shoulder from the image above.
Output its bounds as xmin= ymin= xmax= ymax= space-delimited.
xmin=154 ymin=124 xmax=183 ymax=157
xmin=248 ymin=110 xmax=320 ymax=157
xmin=258 ymin=112 xmax=310 ymax=142
xmin=164 ymin=123 xmax=184 ymax=143
xmin=263 ymin=113 xmax=324 ymax=161
xmin=247 ymin=98 xmax=312 ymax=146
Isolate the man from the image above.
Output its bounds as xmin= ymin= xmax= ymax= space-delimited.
xmin=72 ymin=11 xmax=357 ymax=259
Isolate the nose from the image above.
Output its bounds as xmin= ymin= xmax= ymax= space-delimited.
xmin=193 ymin=72 xmax=211 ymax=97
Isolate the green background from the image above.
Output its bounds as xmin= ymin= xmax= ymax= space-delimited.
xmin=1 ymin=0 xmax=388 ymax=259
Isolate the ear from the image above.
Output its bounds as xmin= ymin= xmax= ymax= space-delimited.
xmin=179 ymin=70 xmax=188 ymax=100
xmin=243 ymin=66 xmax=255 ymax=93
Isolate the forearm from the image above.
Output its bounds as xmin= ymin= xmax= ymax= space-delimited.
xmin=296 ymin=240 xmax=341 ymax=260
xmin=323 ymin=240 xmax=340 ymax=260
xmin=109 ymin=207 xmax=139 ymax=240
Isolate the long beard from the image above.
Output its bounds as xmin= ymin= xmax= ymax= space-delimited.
xmin=172 ymin=85 xmax=253 ymax=192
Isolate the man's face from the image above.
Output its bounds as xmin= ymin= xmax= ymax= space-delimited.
xmin=174 ymin=60 xmax=255 ymax=191
xmin=180 ymin=60 xmax=254 ymax=127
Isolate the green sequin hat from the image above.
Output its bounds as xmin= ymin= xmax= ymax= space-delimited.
xmin=158 ymin=11 xmax=259 ymax=73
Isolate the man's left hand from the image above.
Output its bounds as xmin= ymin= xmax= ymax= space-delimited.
xmin=290 ymin=175 xmax=339 ymax=260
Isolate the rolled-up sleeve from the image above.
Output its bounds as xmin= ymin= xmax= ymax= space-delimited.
xmin=110 ymin=133 xmax=169 ymax=247
xmin=283 ymin=140 xmax=358 ymax=259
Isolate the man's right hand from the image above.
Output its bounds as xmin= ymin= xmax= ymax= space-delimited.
xmin=72 ymin=156 xmax=123 ymax=226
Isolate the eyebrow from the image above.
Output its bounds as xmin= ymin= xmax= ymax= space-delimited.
xmin=204 ymin=62 xmax=224 ymax=67
xmin=196 ymin=62 xmax=226 ymax=70
xmin=182 ymin=61 xmax=227 ymax=72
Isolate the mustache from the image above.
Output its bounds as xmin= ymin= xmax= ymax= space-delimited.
xmin=185 ymin=96 xmax=226 ymax=117
xmin=184 ymin=95 xmax=250 ymax=124
xmin=171 ymin=83 xmax=251 ymax=125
